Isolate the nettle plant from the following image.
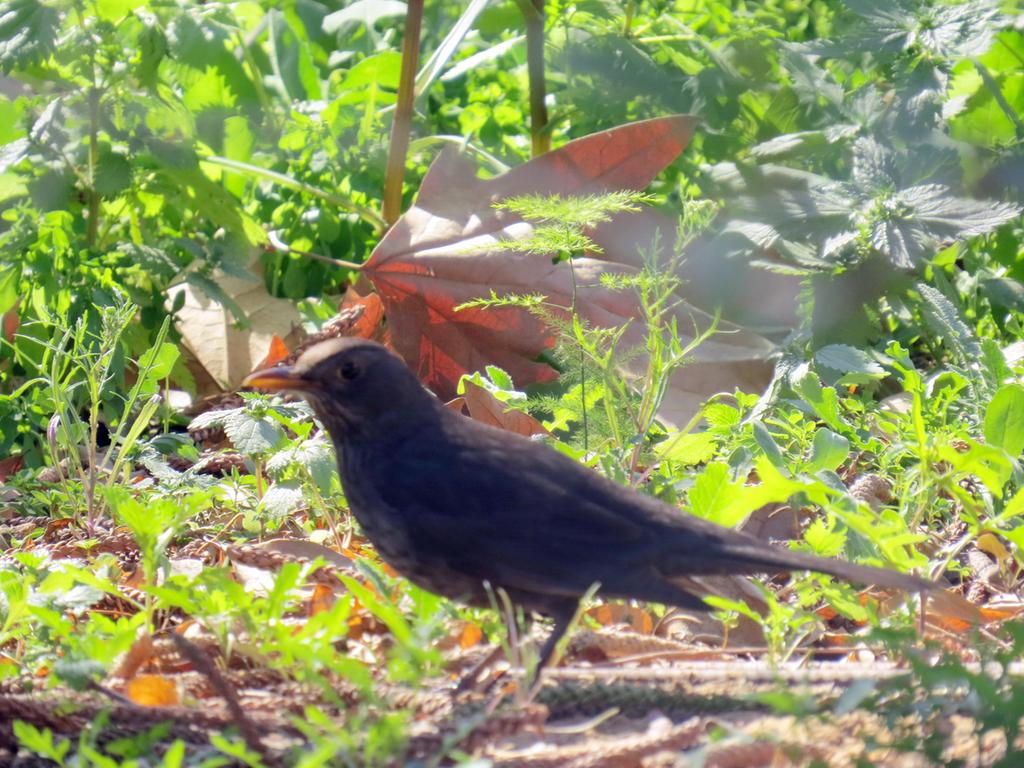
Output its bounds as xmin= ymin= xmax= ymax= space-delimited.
xmin=701 ymin=0 xmax=1022 ymax=351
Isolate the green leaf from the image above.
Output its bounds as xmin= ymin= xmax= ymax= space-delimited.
xmin=0 ymin=0 xmax=60 ymax=72
xmin=0 ymin=265 xmax=18 ymax=315
xmin=807 ymin=428 xmax=850 ymax=473
xmin=182 ymin=67 xmax=237 ymax=110
xmin=117 ymin=244 xmax=181 ymax=282
xmin=984 ymin=384 xmax=1024 ymax=456
xmin=815 ymin=344 xmax=885 ymax=381
xmin=702 ymin=402 xmax=740 ymax=428
xmin=224 ymin=410 xmax=285 ymax=455
xmin=797 ymin=0 xmax=1003 ymax=61
xmin=268 ymin=10 xmax=321 ymax=101
xmin=135 ymin=16 xmax=167 ymax=86
xmin=937 ymin=440 xmax=1013 ymax=497
xmin=656 ymin=430 xmax=717 ymax=465
xmin=687 ymin=462 xmax=739 ymax=524
xmin=917 ymin=282 xmax=983 ymax=366
xmin=135 ymin=342 xmax=179 ymax=396
xmin=791 ymin=366 xmax=847 ymax=431
xmin=94 ymin=147 xmax=133 ymax=198
xmin=484 ymin=365 xmax=514 ymax=391
xmin=873 ymin=185 xmax=1021 ymax=268
xmin=752 ymin=421 xmax=787 ymax=472
xmin=12 ymin=722 xmax=70 ymax=761
xmin=338 ymin=51 xmax=402 ymax=92
xmin=261 ymin=479 xmax=304 ymax=518
xmin=97 ymin=0 xmax=144 ymax=21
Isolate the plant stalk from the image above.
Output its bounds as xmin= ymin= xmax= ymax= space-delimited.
xmin=382 ymin=0 xmax=425 ymax=226
xmin=521 ymin=0 xmax=549 ymax=156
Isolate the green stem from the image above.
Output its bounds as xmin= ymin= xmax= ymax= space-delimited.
xmin=266 ymin=231 xmax=364 ymax=271
xmin=234 ymin=26 xmax=280 ymax=134
xmin=83 ymin=22 xmax=100 ymax=248
xmin=973 ymin=60 xmax=1024 ymax=141
xmin=622 ymin=0 xmax=635 ymax=37
xmin=200 ymin=154 xmax=387 ymax=233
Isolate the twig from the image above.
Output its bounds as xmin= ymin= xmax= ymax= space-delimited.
xmin=266 ymin=230 xmax=364 ymax=271
xmin=168 ymin=633 xmax=267 ymax=760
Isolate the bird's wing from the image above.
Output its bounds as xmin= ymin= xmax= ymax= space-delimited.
xmin=370 ymin=413 xmax=713 ymax=598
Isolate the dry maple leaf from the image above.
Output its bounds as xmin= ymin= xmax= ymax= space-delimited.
xmin=363 ymin=116 xmax=786 ymax=424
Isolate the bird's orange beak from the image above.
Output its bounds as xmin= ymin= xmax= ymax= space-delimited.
xmin=241 ymin=366 xmax=314 ymax=392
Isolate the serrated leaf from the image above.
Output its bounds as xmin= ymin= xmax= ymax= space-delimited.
xmin=815 ymin=344 xmax=885 ymax=378
xmin=791 ymin=365 xmax=847 ymax=431
xmin=0 ymin=0 xmax=60 ymax=72
xmin=750 ymin=125 xmax=858 ymax=161
xmin=900 ymin=184 xmax=1020 ymax=242
xmin=702 ymin=402 xmax=740 ymax=428
xmin=852 ymin=136 xmax=897 ymax=193
xmin=187 ymin=408 xmax=235 ymax=431
xmin=224 ymin=410 xmax=284 ymax=455
xmin=117 ymin=244 xmax=181 ymax=281
xmin=687 ymin=461 xmax=740 ymax=523
xmin=0 ymin=137 xmax=28 ymax=173
xmin=801 ymin=0 xmax=1003 ymax=62
xmin=888 ymin=63 xmax=947 ymax=138
xmin=94 ymin=148 xmax=133 ymax=198
xmin=484 ymin=365 xmax=514 ymax=392
xmin=980 ymin=341 xmax=1013 ymax=396
xmin=984 ymin=384 xmax=1024 ymax=456
xmin=261 ymin=479 xmax=304 ymax=518
xmin=867 ymin=185 xmax=1020 ymax=269
xmin=917 ymin=282 xmax=983 ymax=365
xmin=779 ymin=46 xmax=845 ymax=107
xmin=656 ymin=430 xmax=717 ymax=465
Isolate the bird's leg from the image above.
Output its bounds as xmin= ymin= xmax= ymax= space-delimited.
xmin=535 ymin=606 xmax=576 ymax=672
xmin=518 ymin=604 xmax=579 ymax=702
xmin=454 ymin=644 xmax=507 ymax=694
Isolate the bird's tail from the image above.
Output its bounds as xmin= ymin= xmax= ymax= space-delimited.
xmin=699 ymin=539 xmax=988 ymax=625
xmin=696 ymin=539 xmax=935 ymax=593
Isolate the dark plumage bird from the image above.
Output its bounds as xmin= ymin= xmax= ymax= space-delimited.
xmin=243 ymin=338 xmax=935 ymax=669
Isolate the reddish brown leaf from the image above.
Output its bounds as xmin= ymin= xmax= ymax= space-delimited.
xmin=256 ymin=335 xmax=291 ymax=369
xmin=308 ymin=583 xmax=336 ymax=617
xmin=342 ymin=290 xmax=386 ymax=340
xmin=454 ymin=381 xmax=549 ymax=437
xmin=2 ymin=299 xmax=19 ymax=342
xmin=437 ymin=620 xmax=485 ymax=651
xmin=363 ymin=116 xmax=784 ymax=424
xmin=364 ymin=117 xmax=696 ymax=397
xmin=0 ymin=456 xmax=22 ymax=481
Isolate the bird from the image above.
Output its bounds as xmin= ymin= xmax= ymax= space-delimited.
xmin=243 ymin=337 xmax=936 ymax=674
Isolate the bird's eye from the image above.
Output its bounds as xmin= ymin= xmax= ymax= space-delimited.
xmin=339 ymin=361 xmax=360 ymax=381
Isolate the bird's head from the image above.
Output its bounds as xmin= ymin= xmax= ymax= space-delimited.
xmin=242 ymin=338 xmax=436 ymax=435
